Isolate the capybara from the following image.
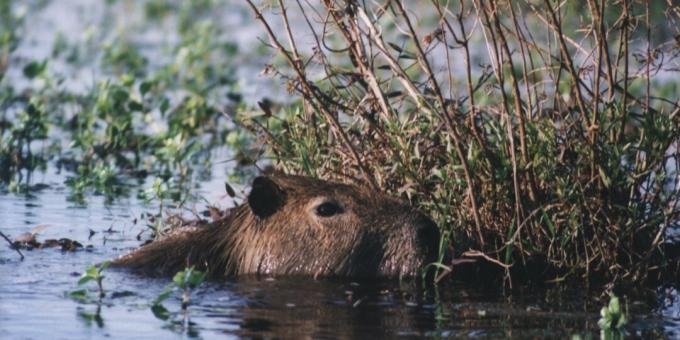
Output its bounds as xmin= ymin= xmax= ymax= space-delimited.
xmin=113 ymin=174 xmax=440 ymax=278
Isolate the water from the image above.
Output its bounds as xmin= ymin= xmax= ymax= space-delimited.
xmin=0 ymin=162 xmax=678 ymax=339
xmin=1 ymin=194 xmax=679 ymax=340
xmin=1 ymin=0 xmax=679 ymax=339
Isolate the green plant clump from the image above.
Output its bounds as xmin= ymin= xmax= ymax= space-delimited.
xmin=0 ymin=0 xmax=258 ymax=213
xmin=71 ymin=261 xmax=111 ymax=300
xmin=598 ymin=293 xmax=628 ymax=340
xmin=152 ymin=266 xmax=207 ymax=320
xmin=244 ymin=1 xmax=680 ymax=284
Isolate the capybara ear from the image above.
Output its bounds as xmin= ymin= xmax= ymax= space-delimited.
xmin=248 ymin=176 xmax=285 ymax=218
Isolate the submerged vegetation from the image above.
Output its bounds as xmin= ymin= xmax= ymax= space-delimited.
xmin=244 ymin=1 xmax=680 ymax=285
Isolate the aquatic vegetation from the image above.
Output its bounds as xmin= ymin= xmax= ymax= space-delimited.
xmin=72 ymin=261 xmax=111 ymax=300
xmin=0 ymin=0 xmax=251 ymax=205
xmin=142 ymin=177 xmax=171 ymax=238
xmin=0 ymin=98 xmax=49 ymax=189
xmin=152 ymin=266 xmax=207 ymax=322
xmin=156 ymin=266 xmax=207 ymax=310
xmin=598 ymin=293 xmax=628 ymax=339
xmin=598 ymin=293 xmax=627 ymax=329
xmin=0 ymin=0 xmax=24 ymax=79
xmin=246 ymin=1 xmax=680 ymax=284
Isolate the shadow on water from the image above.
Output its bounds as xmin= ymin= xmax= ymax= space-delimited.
xmin=228 ymin=278 xmax=680 ymax=338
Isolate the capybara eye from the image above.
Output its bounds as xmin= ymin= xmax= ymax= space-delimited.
xmin=315 ymin=202 xmax=342 ymax=217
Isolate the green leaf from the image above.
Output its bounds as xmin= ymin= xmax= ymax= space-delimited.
xmin=151 ymin=304 xmax=170 ymax=320
xmin=608 ymin=295 xmax=621 ymax=314
xmin=85 ymin=265 xmax=98 ymax=277
xmin=154 ymin=286 xmax=173 ymax=305
xmin=598 ymin=293 xmax=627 ymax=331
xmin=139 ymin=81 xmax=153 ymax=96
xmin=112 ymin=88 xmax=129 ymax=104
xmin=598 ymin=167 xmax=611 ymax=188
xmin=69 ymin=289 xmax=88 ymax=299
xmin=598 ymin=307 xmax=612 ymax=329
xmin=615 ymin=314 xmax=627 ymax=328
xmin=160 ymin=98 xmax=170 ymax=115
xmin=78 ymin=275 xmax=94 ymax=286
xmin=225 ymin=182 xmax=236 ymax=197
xmin=23 ymin=60 xmax=47 ymax=79
xmin=187 ymin=270 xmax=206 ymax=288
xmin=128 ymin=100 xmax=144 ymax=112
xmin=387 ymin=42 xmax=403 ymax=53
xmin=541 ymin=209 xmax=556 ymax=236
xmin=173 ymin=270 xmax=187 ymax=287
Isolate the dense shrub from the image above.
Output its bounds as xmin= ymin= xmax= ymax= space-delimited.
xmin=245 ymin=0 xmax=680 ymax=284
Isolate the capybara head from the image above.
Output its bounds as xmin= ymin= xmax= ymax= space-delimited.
xmin=114 ymin=174 xmax=441 ymax=278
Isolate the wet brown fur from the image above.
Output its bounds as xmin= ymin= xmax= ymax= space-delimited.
xmin=113 ymin=174 xmax=440 ymax=278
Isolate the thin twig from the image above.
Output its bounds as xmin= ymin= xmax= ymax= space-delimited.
xmin=462 ymin=249 xmax=512 ymax=269
xmin=543 ymin=0 xmax=590 ymax=121
xmin=474 ymin=0 xmax=524 ymax=244
xmin=245 ymin=0 xmax=379 ymax=190
xmin=0 ymin=230 xmax=24 ymax=260
xmin=394 ymin=0 xmax=485 ymax=245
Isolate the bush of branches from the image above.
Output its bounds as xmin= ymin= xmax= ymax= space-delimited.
xmin=243 ymin=0 xmax=680 ymax=285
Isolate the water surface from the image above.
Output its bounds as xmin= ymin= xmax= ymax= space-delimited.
xmin=1 ymin=161 xmax=679 ymax=338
